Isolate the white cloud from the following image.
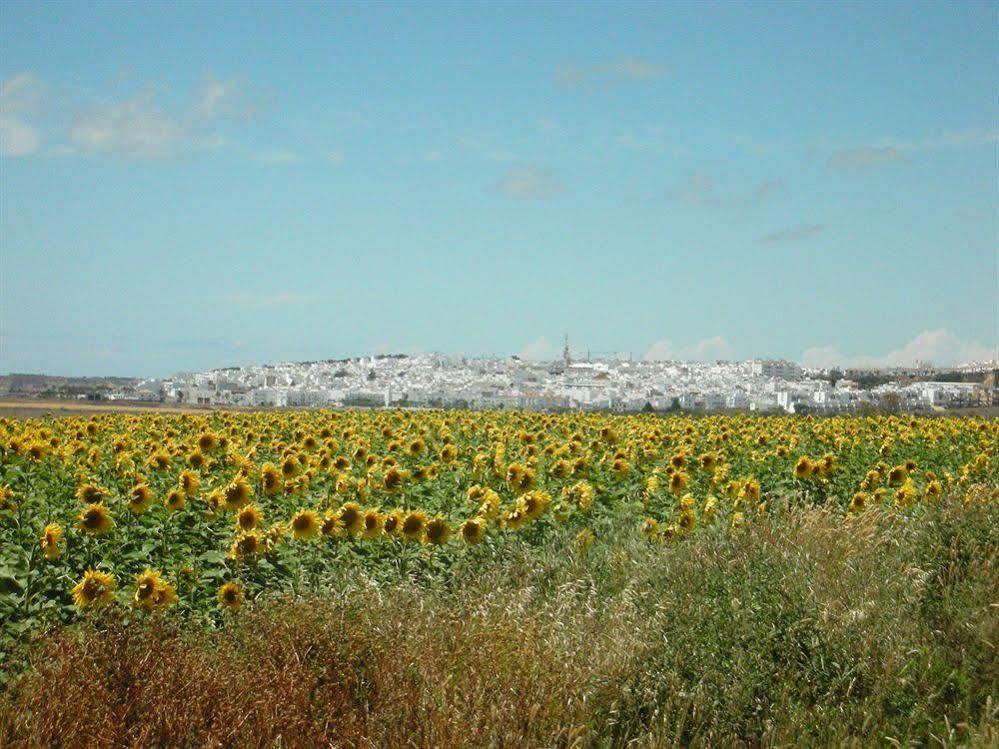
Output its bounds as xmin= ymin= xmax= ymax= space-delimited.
xmin=761 ymin=224 xmax=824 ymax=243
xmin=500 ymin=165 xmax=561 ymax=199
xmin=0 ymin=115 xmax=41 ymax=156
xmin=827 ymin=146 xmax=906 ymax=169
xmin=196 ymin=74 xmax=265 ymax=120
xmin=644 ymin=336 xmax=734 ymax=362
xmin=0 ymin=73 xmax=44 ymax=157
xmin=556 ymin=57 xmax=666 ymax=87
xmin=0 ymin=73 xmax=44 ymax=114
xmin=70 ymin=91 xmax=187 ymax=159
xmin=801 ymin=330 xmax=994 ymax=369
xmin=518 ymin=337 xmax=560 ymax=361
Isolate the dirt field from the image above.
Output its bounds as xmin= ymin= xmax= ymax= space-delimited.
xmin=0 ymin=398 xmax=218 ymax=419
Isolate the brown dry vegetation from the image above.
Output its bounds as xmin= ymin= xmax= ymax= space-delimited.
xmin=2 ymin=496 xmax=997 ymax=748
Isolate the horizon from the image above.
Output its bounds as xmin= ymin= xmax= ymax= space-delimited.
xmin=5 ymin=331 xmax=998 ymax=382
xmin=2 ymin=1 xmax=997 ymax=376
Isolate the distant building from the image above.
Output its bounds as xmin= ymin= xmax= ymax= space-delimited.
xmin=749 ymin=359 xmax=803 ymax=380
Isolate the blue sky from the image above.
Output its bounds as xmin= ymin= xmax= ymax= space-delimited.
xmin=1 ymin=1 xmax=996 ymax=376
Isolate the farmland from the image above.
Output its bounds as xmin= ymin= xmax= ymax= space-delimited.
xmin=0 ymin=409 xmax=996 ymax=746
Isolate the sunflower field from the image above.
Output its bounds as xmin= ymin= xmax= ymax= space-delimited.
xmin=0 ymin=409 xmax=997 ymax=744
xmin=0 ymin=409 xmax=994 ymax=639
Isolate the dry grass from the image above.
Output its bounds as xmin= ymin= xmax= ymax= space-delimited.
xmin=2 ymin=497 xmax=997 ymax=748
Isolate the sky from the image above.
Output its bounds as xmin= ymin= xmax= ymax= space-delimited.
xmin=1 ymin=1 xmax=997 ymax=377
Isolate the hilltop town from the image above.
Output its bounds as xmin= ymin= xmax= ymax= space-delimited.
xmin=5 ymin=349 xmax=996 ymax=414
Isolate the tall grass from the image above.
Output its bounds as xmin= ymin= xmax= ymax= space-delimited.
xmin=2 ymin=494 xmax=996 ymax=747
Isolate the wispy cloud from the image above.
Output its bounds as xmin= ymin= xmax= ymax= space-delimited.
xmin=802 ymin=329 xmax=994 ymax=368
xmin=518 ymin=337 xmax=560 ymax=361
xmin=670 ymin=172 xmax=786 ymax=210
xmin=3 ymin=71 xmax=266 ymax=161
xmin=70 ymin=90 xmax=190 ymax=159
xmin=499 ymin=165 xmax=561 ymax=199
xmin=827 ymin=145 xmax=906 ymax=169
xmin=644 ymin=336 xmax=734 ymax=362
xmin=556 ymin=57 xmax=666 ymax=87
xmin=196 ymin=73 xmax=268 ymax=120
xmin=0 ymin=73 xmax=45 ymax=156
xmin=761 ymin=224 xmax=824 ymax=243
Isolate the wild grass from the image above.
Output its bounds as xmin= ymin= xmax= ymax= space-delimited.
xmin=1 ymin=493 xmax=996 ymax=748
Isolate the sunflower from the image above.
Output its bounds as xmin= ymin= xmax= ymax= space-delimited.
xmin=640 ymin=517 xmax=659 ymax=540
xmin=459 ymin=516 xmax=486 ymax=544
xmin=290 ymin=509 xmax=320 ymax=540
xmin=222 ymin=476 xmax=253 ymax=510
xmin=261 ymin=463 xmax=283 ymax=495
xmin=75 ymin=482 xmax=108 ymax=505
xmin=849 ymin=492 xmax=867 ymax=513
xmin=669 ymin=471 xmax=688 ymax=495
xmin=0 ymin=484 xmax=16 ymax=512
xmin=218 ymin=581 xmax=244 ymax=610
xmin=439 ymin=444 xmax=458 ymax=463
xmin=521 ymin=490 xmax=551 ymax=520
xmin=71 ymin=569 xmax=116 ymax=610
xmin=362 ymin=508 xmax=384 ymax=539
xmin=895 ymin=479 xmax=917 ymax=508
xmin=40 ymin=523 xmax=62 ymax=560
xmin=793 ymin=457 xmax=813 ymax=479
xmin=677 ymin=508 xmax=696 ymax=533
xmin=564 ymin=481 xmax=594 ymax=511
xmin=178 ymin=469 xmax=201 ymax=496
xmin=229 ymin=530 xmax=263 ymax=560
xmin=164 ymin=489 xmax=186 ymax=511
xmin=401 ymin=510 xmax=428 ymax=542
xmin=233 ymin=504 xmax=261 ymax=532
xmin=338 ymin=501 xmax=364 ymax=535
xmin=197 ymin=432 xmax=218 ymax=452
xmin=425 ymin=515 xmax=450 ymax=545
xmin=321 ymin=510 xmax=341 ymax=537
xmin=149 ymin=450 xmax=172 ymax=470
xmin=382 ymin=466 xmax=406 ymax=493
xmin=383 ymin=508 xmax=404 ymax=535
xmin=127 ymin=483 xmax=153 ymax=513
xmin=133 ymin=569 xmax=168 ymax=611
xmin=887 ymin=465 xmax=908 ymax=487
xmin=77 ymin=503 xmax=113 ymax=535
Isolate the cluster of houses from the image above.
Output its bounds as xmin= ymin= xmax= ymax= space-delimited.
xmin=90 ymin=353 xmax=997 ymax=413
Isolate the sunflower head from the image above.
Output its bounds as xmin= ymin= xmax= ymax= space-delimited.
xmin=362 ymin=508 xmax=384 ymax=539
xmin=459 ymin=516 xmax=486 ymax=544
xmin=383 ymin=508 xmax=404 ymax=535
xmin=40 ymin=523 xmax=63 ymax=560
xmin=72 ymin=569 xmax=117 ymax=610
xmin=223 ymin=477 xmax=253 ymax=511
xmin=338 ymin=502 xmax=364 ymax=535
xmin=425 ymin=516 xmax=450 ymax=545
xmin=401 ymin=510 xmax=427 ymax=542
xmin=289 ymin=509 xmax=320 ymax=540
xmin=235 ymin=504 xmax=261 ymax=531
xmin=77 ymin=503 xmax=113 ymax=535
xmin=75 ymin=482 xmax=107 ymax=505
xmin=218 ymin=582 xmax=244 ymax=610
xmin=164 ymin=489 xmax=186 ymax=511
xmin=229 ymin=530 xmax=262 ymax=560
